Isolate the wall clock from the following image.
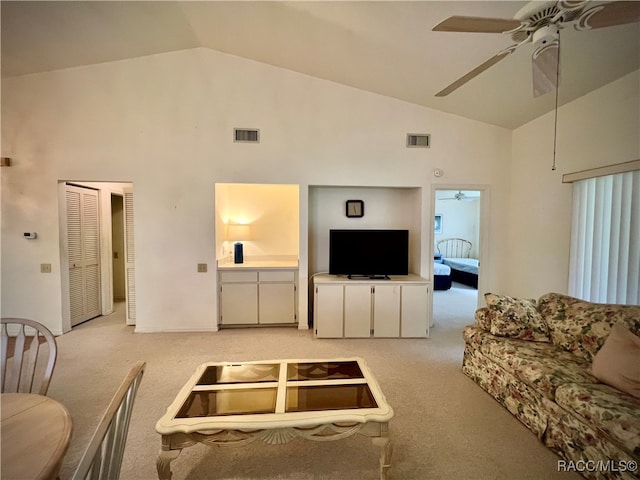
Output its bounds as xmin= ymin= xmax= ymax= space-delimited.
xmin=346 ymin=200 xmax=364 ymax=218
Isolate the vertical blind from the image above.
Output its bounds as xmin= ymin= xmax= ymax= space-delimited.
xmin=568 ymin=170 xmax=639 ymax=304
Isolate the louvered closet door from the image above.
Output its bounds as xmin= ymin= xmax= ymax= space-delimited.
xmin=123 ymin=187 xmax=136 ymax=325
xmin=66 ymin=185 xmax=102 ymax=326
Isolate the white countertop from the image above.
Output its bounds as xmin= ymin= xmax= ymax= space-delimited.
xmin=218 ymin=260 xmax=299 ymax=270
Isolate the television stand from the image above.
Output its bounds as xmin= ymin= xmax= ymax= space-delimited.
xmin=313 ymin=274 xmax=430 ymax=338
xmin=348 ymin=274 xmax=390 ymax=280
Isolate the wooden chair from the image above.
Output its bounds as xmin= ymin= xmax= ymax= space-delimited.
xmin=1 ymin=317 xmax=58 ymax=395
xmin=436 ymin=238 xmax=472 ymax=259
xmin=72 ymin=361 xmax=146 ymax=480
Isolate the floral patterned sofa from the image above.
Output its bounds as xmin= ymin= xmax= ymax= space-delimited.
xmin=462 ymin=292 xmax=640 ymax=480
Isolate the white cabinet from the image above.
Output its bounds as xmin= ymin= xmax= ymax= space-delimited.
xmin=259 ymin=283 xmax=295 ymax=324
xmin=401 ymin=284 xmax=429 ymax=337
xmin=373 ymin=285 xmax=401 ymax=337
xmin=220 ymin=283 xmax=259 ymax=325
xmin=314 ymin=284 xmax=344 ymax=338
xmin=313 ymin=274 xmax=429 ymax=338
xmin=344 ymin=285 xmax=372 ymax=337
xmin=219 ymin=269 xmax=297 ymax=326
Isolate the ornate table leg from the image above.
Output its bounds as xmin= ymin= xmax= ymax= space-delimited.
xmin=157 ymin=435 xmax=183 ymax=480
xmin=371 ymin=423 xmax=392 ymax=480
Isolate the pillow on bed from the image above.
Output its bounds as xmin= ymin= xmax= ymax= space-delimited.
xmin=485 ymin=293 xmax=550 ymax=342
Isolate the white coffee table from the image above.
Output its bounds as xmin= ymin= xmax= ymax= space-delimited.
xmin=155 ymin=357 xmax=394 ymax=479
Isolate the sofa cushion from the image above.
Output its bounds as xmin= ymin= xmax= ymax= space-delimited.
xmin=462 ymin=325 xmax=485 ymax=349
xmin=474 ymin=307 xmax=492 ymax=331
xmin=555 ymin=382 xmax=640 ymax=456
xmin=481 ymin=339 xmax=597 ymax=400
xmin=485 ymin=293 xmax=550 ymax=342
xmin=549 ymin=302 xmax=640 ymax=362
xmin=592 ymin=324 xmax=640 ymax=399
xmin=537 ymin=292 xmax=582 ymax=324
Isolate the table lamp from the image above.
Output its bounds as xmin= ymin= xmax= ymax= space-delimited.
xmin=226 ymin=224 xmax=251 ymax=264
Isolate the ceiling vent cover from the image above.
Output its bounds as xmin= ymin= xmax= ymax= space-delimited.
xmin=406 ymin=133 xmax=430 ymax=148
xmin=234 ymin=128 xmax=260 ymax=143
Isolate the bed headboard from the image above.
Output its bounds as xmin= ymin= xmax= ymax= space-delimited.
xmin=436 ymin=238 xmax=472 ymax=258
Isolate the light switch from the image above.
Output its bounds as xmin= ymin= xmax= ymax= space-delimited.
xmin=197 ymin=263 xmax=207 ymax=273
xmin=41 ymin=264 xmax=52 ymax=273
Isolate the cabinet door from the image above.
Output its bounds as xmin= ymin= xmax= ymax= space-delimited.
xmin=373 ymin=284 xmax=400 ymax=337
xmin=259 ymin=283 xmax=296 ymax=324
xmin=220 ymin=284 xmax=258 ymax=325
xmin=315 ymin=285 xmax=344 ymax=338
xmin=401 ymin=284 xmax=428 ymax=337
xmin=344 ymin=285 xmax=372 ymax=337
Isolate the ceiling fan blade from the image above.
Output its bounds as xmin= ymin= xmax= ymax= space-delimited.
xmin=433 ymin=16 xmax=522 ymax=33
xmin=532 ymin=42 xmax=559 ymax=97
xmin=577 ymin=1 xmax=640 ymax=29
xmin=435 ymin=47 xmax=515 ymax=97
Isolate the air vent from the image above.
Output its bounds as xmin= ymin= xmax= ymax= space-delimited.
xmin=406 ymin=134 xmax=430 ymax=148
xmin=234 ymin=128 xmax=260 ymax=143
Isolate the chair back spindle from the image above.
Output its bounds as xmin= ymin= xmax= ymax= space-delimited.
xmin=1 ymin=318 xmax=57 ymax=395
xmin=72 ymin=361 xmax=146 ymax=480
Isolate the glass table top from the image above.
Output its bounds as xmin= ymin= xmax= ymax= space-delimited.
xmin=286 ymin=361 xmax=364 ymax=381
xmin=175 ymin=360 xmax=379 ymax=419
xmin=196 ymin=364 xmax=280 ymax=385
xmin=285 ymin=384 xmax=377 ymax=413
xmin=176 ymin=388 xmax=278 ymax=417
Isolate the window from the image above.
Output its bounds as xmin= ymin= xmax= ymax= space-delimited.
xmin=568 ymin=170 xmax=639 ymax=304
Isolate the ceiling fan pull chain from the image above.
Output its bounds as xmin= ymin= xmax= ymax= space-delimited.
xmin=552 ymin=33 xmax=561 ymax=172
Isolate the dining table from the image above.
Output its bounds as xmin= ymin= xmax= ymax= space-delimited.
xmin=1 ymin=392 xmax=73 ymax=480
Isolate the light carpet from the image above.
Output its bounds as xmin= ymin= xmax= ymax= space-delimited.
xmin=49 ymin=283 xmax=581 ymax=480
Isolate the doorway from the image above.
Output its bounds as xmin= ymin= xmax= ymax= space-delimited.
xmin=111 ymin=194 xmax=126 ymax=303
xmin=430 ymin=186 xmax=487 ymax=329
xmin=59 ymin=181 xmax=135 ymax=332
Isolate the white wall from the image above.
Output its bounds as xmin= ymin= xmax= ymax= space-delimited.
xmin=508 ymin=70 xmax=640 ymax=299
xmin=434 ymin=194 xmax=480 ymax=258
xmin=2 ymin=47 xmax=514 ymax=333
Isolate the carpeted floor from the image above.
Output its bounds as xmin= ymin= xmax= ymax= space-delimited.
xmin=49 ymin=283 xmax=581 ymax=480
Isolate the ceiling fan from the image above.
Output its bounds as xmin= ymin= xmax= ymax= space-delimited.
xmin=440 ymin=191 xmax=477 ymax=201
xmin=433 ymin=0 xmax=640 ymax=98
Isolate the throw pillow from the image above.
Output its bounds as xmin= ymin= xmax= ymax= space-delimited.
xmin=591 ymin=324 xmax=640 ymax=399
xmin=485 ymin=293 xmax=550 ymax=342
xmin=555 ymin=302 xmax=640 ymax=362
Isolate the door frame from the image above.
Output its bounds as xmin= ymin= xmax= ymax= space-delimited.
xmin=429 ymin=184 xmax=490 ymax=311
xmin=58 ymin=181 xmax=134 ymax=333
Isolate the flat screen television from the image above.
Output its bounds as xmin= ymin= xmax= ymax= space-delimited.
xmin=329 ymin=229 xmax=409 ymax=278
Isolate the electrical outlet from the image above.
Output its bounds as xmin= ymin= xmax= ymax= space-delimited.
xmin=41 ymin=263 xmax=52 ymax=273
xmin=197 ymin=263 xmax=207 ymax=273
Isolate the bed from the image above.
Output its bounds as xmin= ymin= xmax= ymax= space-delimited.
xmin=436 ymin=238 xmax=479 ymax=289
xmin=433 ymin=262 xmax=452 ymax=290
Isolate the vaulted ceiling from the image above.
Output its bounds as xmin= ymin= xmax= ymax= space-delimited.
xmin=2 ymin=1 xmax=639 ymax=128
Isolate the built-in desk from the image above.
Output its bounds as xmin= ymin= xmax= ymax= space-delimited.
xmin=218 ymin=260 xmax=298 ymax=327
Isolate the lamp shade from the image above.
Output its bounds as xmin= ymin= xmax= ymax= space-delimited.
xmin=226 ymin=224 xmax=252 ymax=242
